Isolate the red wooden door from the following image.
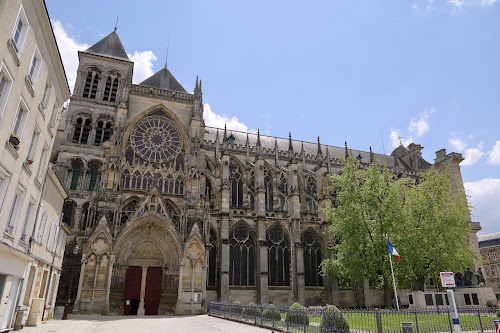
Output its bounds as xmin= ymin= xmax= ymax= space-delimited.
xmin=144 ymin=267 xmax=162 ymax=315
xmin=123 ymin=266 xmax=142 ymax=315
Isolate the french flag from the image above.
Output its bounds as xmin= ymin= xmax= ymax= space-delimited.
xmin=387 ymin=240 xmax=400 ymax=263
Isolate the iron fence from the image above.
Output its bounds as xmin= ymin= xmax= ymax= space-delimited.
xmin=208 ymin=301 xmax=500 ymax=333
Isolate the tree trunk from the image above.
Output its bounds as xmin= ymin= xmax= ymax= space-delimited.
xmin=383 ymin=276 xmax=392 ymax=308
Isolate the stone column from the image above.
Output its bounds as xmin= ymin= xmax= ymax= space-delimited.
xmin=137 ymin=266 xmax=147 ymax=316
xmin=73 ymin=207 xmax=82 ymax=231
xmin=103 ymin=255 xmax=115 ymax=314
xmin=73 ymin=254 xmax=87 ymax=312
xmin=220 ymin=215 xmax=230 ymax=301
xmin=175 ymin=260 xmax=185 ymax=314
xmin=295 ymin=241 xmax=305 ymax=304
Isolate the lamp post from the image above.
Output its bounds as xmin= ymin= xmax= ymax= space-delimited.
xmin=62 ymin=243 xmax=79 ymax=320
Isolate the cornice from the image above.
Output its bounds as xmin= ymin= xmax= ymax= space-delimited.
xmin=130 ymin=84 xmax=195 ymax=104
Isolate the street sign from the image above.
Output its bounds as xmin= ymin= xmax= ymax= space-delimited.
xmin=441 ymin=272 xmax=456 ymax=288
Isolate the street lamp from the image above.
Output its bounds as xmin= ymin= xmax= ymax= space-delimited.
xmin=62 ymin=243 xmax=79 ymax=320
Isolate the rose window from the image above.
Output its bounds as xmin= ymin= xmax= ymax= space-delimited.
xmin=131 ymin=116 xmax=181 ymax=163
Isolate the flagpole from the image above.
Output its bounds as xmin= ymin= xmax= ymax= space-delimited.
xmin=386 ymin=234 xmax=400 ymax=311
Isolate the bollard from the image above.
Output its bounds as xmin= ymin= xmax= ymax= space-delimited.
xmin=401 ymin=322 xmax=413 ymax=333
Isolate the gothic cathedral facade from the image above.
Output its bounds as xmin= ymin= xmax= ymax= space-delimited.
xmin=54 ymin=31 xmax=481 ymax=315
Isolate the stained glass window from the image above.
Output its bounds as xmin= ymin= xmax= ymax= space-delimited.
xmin=267 ymin=226 xmax=290 ymax=286
xmin=302 ymin=230 xmax=323 ymax=286
xmin=229 ymin=225 xmax=255 ymax=286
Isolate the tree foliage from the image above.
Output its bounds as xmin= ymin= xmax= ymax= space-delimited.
xmin=321 ymin=157 xmax=476 ymax=297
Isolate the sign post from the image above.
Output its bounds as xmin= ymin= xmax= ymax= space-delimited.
xmin=441 ymin=272 xmax=461 ymax=333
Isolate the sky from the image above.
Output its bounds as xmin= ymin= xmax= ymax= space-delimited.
xmin=45 ymin=0 xmax=500 ymax=235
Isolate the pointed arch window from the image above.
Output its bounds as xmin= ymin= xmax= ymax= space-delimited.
xmin=62 ymin=201 xmax=76 ymax=228
xmin=278 ymin=173 xmax=288 ymax=195
xmin=125 ymin=146 xmax=134 ymax=165
xmin=83 ymin=70 xmax=100 ymax=99
xmin=302 ymin=230 xmax=323 ymax=286
xmin=306 ymin=176 xmax=317 ymax=197
xmin=264 ymin=168 xmax=273 ymax=211
xmin=131 ymin=171 xmax=141 ymax=190
xmin=175 ymin=153 xmax=184 ymax=172
xmin=80 ymin=202 xmax=90 ymax=231
xmin=174 ymin=176 xmax=183 ymax=194
xmin=229 ymin=161 xmax=243 ymax=208
xmin=120 ymin=200 xmax=138 ymax=226
xmin=207 ymin=229 xmax=218 ymax=287
xmin=70 ymin=162 xmax=82 ymax=190
xmin=267 ymin=226 xmax=290 ymax=286
xmin=143 ymin=172 xmax=152 ymax=191
xmin=279 ymin=195 xmax=288 ymax=211
xmin=94 ymin=120 xmax=113 ymax=146
xmin=165 ymin=175 xmax=174 ymax=194
xmin=121 ymin=170 xmax=131 ymax=189
xmin=73 ymin=117 xmax=92 ymax=144
xmin=229 ymin=224 xmax=255 ymax=286
xmin=103 ymin=74 xmax=119 ymax=102
xmin=307 ymin=198 xmax=318 ymax=214
xmin=88 ymin=165 xmax=99 ymax=191
xmin=205 ymin=178 xmax=214 ymax=208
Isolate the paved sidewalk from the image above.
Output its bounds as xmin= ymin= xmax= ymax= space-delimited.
xmin=21 ymin=314 xmax=273 ymax=333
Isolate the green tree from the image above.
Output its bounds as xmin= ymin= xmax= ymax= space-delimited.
xmin=321 ymin=157 xmax=407 ymax=307
xmin=321 ymin=158 xmax=477 ymax=307
xmin=395 ymin=168 xmax=476 ymax=290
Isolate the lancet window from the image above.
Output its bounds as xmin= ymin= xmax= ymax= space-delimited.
xmin=80 ymin=202 xmax=90 ymax=231
xmin=207 ymin=229 xmax=218 ymax=287
xmin=229 ymin=224 xmax=255 ymax=286
xmin=62 ymin=201 xmax=76 ymax=228
xmin=302 ymin=230 xmax=323 ymax=286
xmin=103 ymin=73 xmax=119 ymax=102
xmin=70 ymin=161 xmax=83 ymax=190
xmin=229 ymin=161 xmax=243 ymax=208
xmin=72 ymin=116 xmax=92 ymax=144
xmin=277 ymin=173 xmax=288 ymax=211
xmin=306 ymin=176 xmax=317 ymax=197
xmin=88 ymin=164 xmax=99 ymax=191
xmin=307 ymin=198 xmax=318 ymax=214
xmin=94 ymin=120 xmax=113 ymax=146
xmin=267 ymin=226 xmax=290 ymax=286
xmin=264 ymin=168 xmax=273 ymax=211
xmin=82 ymin=69 xmax=100 ymax=99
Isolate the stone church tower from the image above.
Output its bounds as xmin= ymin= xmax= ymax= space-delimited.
xmin=54 ymin=31 xmax=481 ymax=315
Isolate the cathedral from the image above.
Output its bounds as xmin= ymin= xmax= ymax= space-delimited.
xmin=53 ymin=30 xmax=480 ymax=315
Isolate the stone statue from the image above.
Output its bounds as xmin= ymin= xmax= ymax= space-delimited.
xmin=454 ymin=271 xmax=463 ymax=287
xmin=464 ymin=268 xmax=473 ymax=287
xmin=477 ymin=268 xmax=486 ymax=285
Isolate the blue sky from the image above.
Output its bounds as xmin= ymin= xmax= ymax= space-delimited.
xmin=46 ymin=0 xmax=500 ymax=235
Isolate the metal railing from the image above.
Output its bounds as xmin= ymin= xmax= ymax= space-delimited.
xmin=208 ymin=302 xmax=500 ymax=333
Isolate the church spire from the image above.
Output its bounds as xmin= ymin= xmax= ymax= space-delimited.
xmin=317 ymin=136 xmax=324 ymax=166
xmin=193 ymin=76 xmax=203 ymax=118
xmin=288 ymin=132 xmax=295 ymax=163
xmin=256 ymin=129 xmax=262 ymax=158
xmin=222 ymin=124 xmax=228 ymax=153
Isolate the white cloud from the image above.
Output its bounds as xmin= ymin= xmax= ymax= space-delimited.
xmin=461 ymin=143 xmax=485 ymax=166
xmin=449 ymin=137 xmax=466 ymax=152
xmin=52 ymin=20 xmax=89 ymax=93
xmin=389 ymin=129 xmax=412 ymax=148
xmin=203 ymin=104 xmax=254 ymax=133
xmin=408 ymin=110 xmax=432 ymax=137
xmin=127 ymin=51 xmax=157 ymax=84
xmin=487 ymin=140 xmax=500 ymax=164
xmin=447 ymin=0 xmax=464 ymax=9
xmin=480 ymin=0 xmax=497 ymax=6
xmin=465 ymin=178 xmax=500 ymax=235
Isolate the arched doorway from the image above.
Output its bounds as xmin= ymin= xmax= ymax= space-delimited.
xmin=111 ymin=214 xmax=181 ymax=315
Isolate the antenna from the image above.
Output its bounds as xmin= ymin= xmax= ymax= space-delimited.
xmin=380 ymin=128 xmax=386 ymax=155
xmin=165 ymin=33 xmax=170 ymax=68
xmin=114 ymin=17 xmax=119 ymax=31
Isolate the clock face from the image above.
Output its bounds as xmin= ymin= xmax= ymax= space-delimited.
xmin=131 ymin=116 xmax=181 ymax=163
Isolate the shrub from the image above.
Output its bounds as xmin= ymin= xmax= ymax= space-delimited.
xmin=320 ymin=305 xmax=349 ymax=333
xmin=262 ymin=304 xmax=281 ymax=321
xmin=230 ymin=300 xmax=242 ymax=314
xmin=286 ymin=302 xmax=309 ymax=325
xmin=242 ymin=302 xmax=258 ymax=317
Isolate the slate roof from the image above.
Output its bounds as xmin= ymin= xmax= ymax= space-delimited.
xmin=478 ymin=232 xmax=500 ymax=248
xmin=139 ymin=67 xmax=187 ymax=93
xmin=204 ymin=127 xmax=395 ymax=166
xmin=85 ymin=31 xmax=130 ymax=61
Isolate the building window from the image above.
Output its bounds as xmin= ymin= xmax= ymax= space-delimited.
xmin=88 ymin=166 xmax=99 ymax=191
xmin=267 ymin=226 xmax=290 ymax=286
xmin=307 ymin=198 xmax=318 ymax=214
xmin=94 ymin=120 xmax=113 ymax=146
xmin=48 ymin=104 xmax=59 ymax=131
xmin=103 ymin=75 xmax=119 ymax=102
xmin=82 ymin=70 xmax=100 ymax=99
xmin=80 ymin=203 xmax=90 ymax=231
xmin=279 ymin=195 xmax=288 ymax=211
xmin=39 ymin=82 xmax=52 ymax=113
xmin=72 ymin=116 xmax=92 ymax=144
xmin=35 ymin=210 xmax=48 ymax=243
xmin=306 ymin=176 xmax=317 ymax=197
xmin=264 ymin=168 xmax=273 ymax=211
xmin=229 ymin=224 xmax=255 ymax=286
xmin=0 ymin=167 xmax=11 ymax=212
xmin=11 ymin=99 xmax=29 ymax=140
xmin=46 ymin=221 xmax=58 ymax=252
xmin=493 ymin=265 xmax=500 ymax=276
xmin=120 ymin=200 xmax=138 ymax=226
xmin=5 ymin=187 xmax=25 ymax=236
xmin=20 ymin=200 xmax=35 ymax=243
xmin=10 ymin=7 xmax=29 ymax=54
xmin=62 ymin=201 xmax=76 ymax=227
xmin=70 ymin=162 xmax=83 ymax=190
xmin=27 ymin=46 xmax=42 ymax=86
xmin=207 ymin=229 xmax=217 ymax=287
xmin=493 ymin=252 xmax=497 ymax=261
xmin=302 ymin=230 xmax=323 ymax=286
xmin=36 ymin=144 xmax=49 ymax=180
xmin=0 ymin=64 xmax=14 ymax=120
xmin=229 ymin=161 xmax=243 ymax=208
xmin=26 ymin=126 xmax=40 ymax=165
xmin=278 ymin=173 xmax=288 ymax=195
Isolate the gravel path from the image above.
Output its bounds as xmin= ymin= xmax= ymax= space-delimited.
xmin=20 ymin=314 xmax=274 ymax=333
